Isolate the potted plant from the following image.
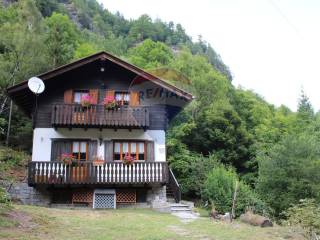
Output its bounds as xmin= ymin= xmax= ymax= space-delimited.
xmin=60 ymin=153 xmax=74 ymax=165
xmin=80 ymin=94 xmax=94 ymax=108
xmin=102 ymin=95 xmax=119 ymax=110
xmin=123 ymin=153 xmax=135 ymax=166
xmin=92 ymin=156 xmax=105 ymax=166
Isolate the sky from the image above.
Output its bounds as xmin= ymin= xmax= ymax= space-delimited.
xmin=97 ymin=0 xmax=320 ymax=111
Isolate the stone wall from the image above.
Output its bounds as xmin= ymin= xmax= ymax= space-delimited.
xmin=146 ymin=185 xmax=170 ymax=212
xmin=4 ymin=181 xmax=51 ymax=206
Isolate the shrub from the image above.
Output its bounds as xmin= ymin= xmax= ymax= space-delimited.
xmin=0 ymin=147 xmax=29 ymax=167
xmin=0 ymin=147 xmax=30 ymax=181
xmin=0 ymin=187 xmax=11 ymax=210
xmin=202 ymin=165 xmax=267 ymax=217
xmin=284 ymin=199 xmax=320 ymax=240
xmin=257 ymin=134 xmax=320 ymax=216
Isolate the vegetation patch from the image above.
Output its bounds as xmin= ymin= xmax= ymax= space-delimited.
xmin=0 ymin=205 xmax=306 ymax=240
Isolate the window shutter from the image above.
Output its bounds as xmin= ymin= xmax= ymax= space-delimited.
xmin=89 ymin=89 xmax=99 ymax=104
xmin=51 ymin=140 xmax=72 ymax=161
xmin=104 ymin=140 xmax=113 ymax=162
xmin=106 ymin=90 xmax=115 ymax=99
xmin=129 ymin=91 xmax=140 ymax=106
xmin=146 ymin=141 xmax=154 ymax=162
xmin=64 ymin=89 xmax=73 ymax=104
xmin=88 ymin=140 xmax=98 ymax=161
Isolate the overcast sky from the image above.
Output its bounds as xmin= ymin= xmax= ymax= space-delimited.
xmin=97 ymin=0 xmax=320 ymax=111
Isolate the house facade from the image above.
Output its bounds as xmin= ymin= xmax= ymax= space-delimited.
xmin=7 ymin=51 xmax=193 ymax=209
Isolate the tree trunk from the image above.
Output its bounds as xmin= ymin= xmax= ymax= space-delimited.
xmin=240 ymin=211 xmax=273 ymax=227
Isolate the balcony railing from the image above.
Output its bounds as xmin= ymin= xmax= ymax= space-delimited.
xmin=28 ymin=161 xmax=168 ymax=186
xmin=51 ymin=104 xmax=149 ymax=129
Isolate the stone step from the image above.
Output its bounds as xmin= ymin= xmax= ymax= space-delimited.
xmin=170 ymin=203 xmax=189 ymax=208
xmin=171 ymin=207 xmax=192 ymax=212
xmin=170 ymin=202 xmax=193 ymax=213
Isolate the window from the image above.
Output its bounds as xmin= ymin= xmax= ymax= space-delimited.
xmin=72 ymin=141 xmax=88 ymax=161
xmin=73 ymin=90 xmax=89 ymax=104
xmin=113 ymin=141 xmax=145 ymax=161
xmin=115 ymin=91 xmax=130 ymax=106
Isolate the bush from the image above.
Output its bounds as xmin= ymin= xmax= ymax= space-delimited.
xmin=0 ymin=147 xmax=30 ymax=181
xmin=0 ymin=187 xmax=11 ymax=210
xmin=202 ymin=165 xmax=267 ymax=217
xmin=284 ymin=199 xmax=320 ymax=240
xmin=257 ymin=134 xmax=320 ymax=216
xmin=167 ymin=138 xmax=219 ymax=198
xmin=0 ymin=147 xmax=29 ymax=167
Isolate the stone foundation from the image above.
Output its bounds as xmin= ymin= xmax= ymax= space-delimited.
xmin=2 ymin=182 xmax=170 ymax=210
xmin=146 ymin=186 xmax=170 ymax=212
xmin=5 ymin=182 xmax=51 ymax=206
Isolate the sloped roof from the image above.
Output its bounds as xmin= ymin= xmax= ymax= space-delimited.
xmin=7 ymin=51 xmax=194 ymax=100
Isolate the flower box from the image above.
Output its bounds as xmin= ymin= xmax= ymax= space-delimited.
xmin=123 ymin=153 xmax=135 ymax=166
xmin=92 ymin=160 xmax=105 ymax=166
xmin=80 ymin=94 xmax=94 ymax=108
xmin=60 ymin=153 xmax=74 ymax=165
xmin=102 ymin=95 xmax=119 ymax=110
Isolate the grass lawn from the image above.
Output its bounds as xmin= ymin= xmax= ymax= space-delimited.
xmin=0 ymin=205 xmax=304 ymax=240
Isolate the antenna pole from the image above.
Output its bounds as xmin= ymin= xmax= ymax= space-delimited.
xmin=5 ymin=100 xmax=13 ymax=146
xmin=33 ymin=94 xmax=38 ymax=129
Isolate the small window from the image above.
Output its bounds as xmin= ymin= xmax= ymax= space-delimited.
xmin=73 ymin=90 xmax=89 ymax=104
xmin=115 ymin=91 xmax=130 ymax=106
xmin=113 ymin=141 xmax=146 ymax=161
xmin=72 ymin=141 xmax=88 ymax=161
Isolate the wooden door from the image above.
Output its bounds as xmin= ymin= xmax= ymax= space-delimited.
xmin=71 ymin=141 xmax=88 ymax=183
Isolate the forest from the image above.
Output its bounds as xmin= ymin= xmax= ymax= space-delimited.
xmin=0 ymin=0 xmax=319 ymax=232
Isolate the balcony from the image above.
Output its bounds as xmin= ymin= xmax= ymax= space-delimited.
xmin=51 ymin=104 xmax=149 ymax=129
xmin=28 ymin=161 xmax=168 ymax=186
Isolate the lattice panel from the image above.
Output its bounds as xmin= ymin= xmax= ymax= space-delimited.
xmin=94 ymin=194 xmax=115 ymax=209
xmin=72 ymin=190 xmax=93 ymax=204
xmin=116 ymin=190 xmax=136 ymax=203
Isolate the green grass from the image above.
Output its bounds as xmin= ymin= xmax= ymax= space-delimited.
xmin=0 ymin=205 xmax=304 ymax=240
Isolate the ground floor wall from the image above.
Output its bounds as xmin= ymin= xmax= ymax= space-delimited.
xmin=32 ymin=128 xmax=166 ymax=162
xmin=5 ymin=181 xmax=167 ymax=210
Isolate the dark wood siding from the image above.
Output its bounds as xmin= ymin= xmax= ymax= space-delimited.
xmin=34 ymin=60 xmax=173 ymax=130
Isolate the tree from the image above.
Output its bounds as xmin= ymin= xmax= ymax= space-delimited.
xmin=128 ymin=14 xmax=155 ymax=42
xmin=257 ymin=134 xmax=320 ymax=216
xmin=0 ymin=0 xmax=49 ymax=145
xmin=44 ymin=12 xmax=78 ymax=67
xmin=296 ymin=89 xmax=314 ymax=129
xmin=74 ymin=42 xmax=99 ymax=59
xmin=128 ymin=39 xmax=174 ymax=69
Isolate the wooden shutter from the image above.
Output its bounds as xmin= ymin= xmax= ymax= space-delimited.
xmin=104 ymin=140 xmax=113 ymax=162
xmin=106 ymin=90 xmax=115 ymax=99
xmin=64 ymin=89 xmax=73 ymax=104
xmin=146 ymin=141 xmax=154 ymax=162
xmin=129 ymin=91 xmax=140 ymax=106
xmin=89 ymin=89 xmax=99 ymax=104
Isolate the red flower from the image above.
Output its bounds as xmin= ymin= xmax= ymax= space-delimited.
xmin=123 ymin=153 xmax=135 ymax=165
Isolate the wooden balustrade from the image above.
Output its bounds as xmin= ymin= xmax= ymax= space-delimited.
xmin=28 ymin=161 xmax=168 ymax=186
xmin=51 ymin=104 xmax=149 ymax=129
